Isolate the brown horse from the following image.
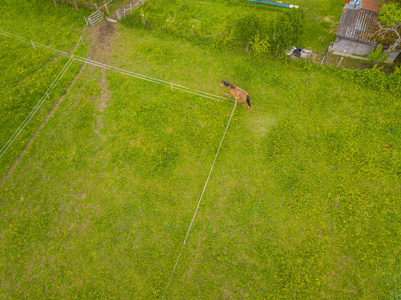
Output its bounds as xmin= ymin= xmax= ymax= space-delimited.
xmin=220 ymin=80 xmax=251 ymax=109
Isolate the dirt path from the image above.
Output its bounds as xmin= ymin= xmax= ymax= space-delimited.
xmin=86 ymin=20 xmax=117 ymax=138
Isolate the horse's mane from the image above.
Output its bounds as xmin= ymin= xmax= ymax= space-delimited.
xmin=223 ymin=80 xmax=236 ymax=88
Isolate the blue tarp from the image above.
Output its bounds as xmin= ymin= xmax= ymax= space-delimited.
xmin=247 ymin=0 xmax=298 ymax=9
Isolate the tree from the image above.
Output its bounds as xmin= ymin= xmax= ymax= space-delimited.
xmin=379 ymin=2 xmax=401 ymax=26
xmin=372 ymin=2 xmax=401 ymax=57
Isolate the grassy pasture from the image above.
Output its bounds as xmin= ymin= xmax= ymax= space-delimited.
xmin=0 ymin=0 xmax=88 ymax=50
xmin=1 ymin=0 xmax=401 ymax=299
xmin=0 ymin=55 xmax=234 ymax=298
xmin=109 ymin=28 xmax=400 ymax=298
xmin=123 ymin=0 xmax=343 ymax=53
xmin=0 ymin=0 xmax=89 ymax=177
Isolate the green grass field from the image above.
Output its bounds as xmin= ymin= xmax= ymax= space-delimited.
xmin=124 ymin=0 xmax=343 ymax=53
xmin=1 ymin=0 xmax=401 ymax=299
xmin=0 ymin=0 xmax=89 ymax=177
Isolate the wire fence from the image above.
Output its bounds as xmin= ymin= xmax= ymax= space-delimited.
xmin=1 ymin=27 xmax=239 ymax=297
xmin=0 ymin=29 xmax=235 ymax=105
xmin=0 ymin=57 xmax=74 ymax=159
xmin=72 ymin=56 xmax=235 ymax=104
xmin=116 ymin=0 xmax=143 ymax=21
xmin=0 ymin=28 xmax=235 ymax=164
xmin=162 ymin=100 xmax=237 ymax=299
xmin=0 ymin=29 xmax=86 ymax=159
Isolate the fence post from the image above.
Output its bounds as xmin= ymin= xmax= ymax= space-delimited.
xmin=192 ymin=25 xmax=194 ymax=36
xmin=321 ymin=42 xmax=334 ymax=65
xmin=142 ymin=14 xmax=145 ymax=26
xmin=53 ymin=0 xmax=56 ymax=5
xmin=337 ymin=57 xmax=344 ymax=67
xmin=167 ymin=19 xmax=169 ymax=32
xmin=73 ymin=0 xmax=78 ymax=10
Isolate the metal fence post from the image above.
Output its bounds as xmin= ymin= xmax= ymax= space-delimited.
xmin=321 ymin=42 xmax=334 ymax=65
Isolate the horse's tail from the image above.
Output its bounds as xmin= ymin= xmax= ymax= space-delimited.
xmin=246 ymin=95 xmax=251 ymax=108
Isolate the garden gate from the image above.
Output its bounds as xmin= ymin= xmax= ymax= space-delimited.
xmin=84 ymin=2 xmax=111 ymax=27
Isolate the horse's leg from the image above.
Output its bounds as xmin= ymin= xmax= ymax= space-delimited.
xmin=238 ymin=96 xmax=244 ymax=105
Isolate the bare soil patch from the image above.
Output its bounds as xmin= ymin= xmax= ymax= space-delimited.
xmin=86 ymin=20 xmax=117 ymax=138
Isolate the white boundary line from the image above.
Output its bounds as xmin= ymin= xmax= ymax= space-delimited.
xmin=71 ymin=56 xmax=234 ymax=104
xmin=73 ymin=25 xmax=87 ymax=53
xmin=0 ymin=28 xmax=86 ymax=159
xmin=0 ymin=30 xmax=235 ymax=105
xmin=1 ymin=29 xmax=239 ymax=296
xmin=0 ymin=57 xmax=74 ymax=159
xmin=162 ymin=101 xmax=237 ymax=299
xmin=73 ymin=56 xmax=233 ymax=104
xmin=0 ymin=28 xmax=234 ymax=161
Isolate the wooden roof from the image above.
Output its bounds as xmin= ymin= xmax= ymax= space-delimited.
xmin=337 ymin=8 xmax=378 ymax=44
xmin=361 ymin=0 xmax=381 ymax=12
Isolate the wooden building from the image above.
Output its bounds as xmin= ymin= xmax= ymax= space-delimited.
xmin=352 ymin=0 xmax=381 ymax=12
xmin=332 ymin=0 xmax=401 ymax=63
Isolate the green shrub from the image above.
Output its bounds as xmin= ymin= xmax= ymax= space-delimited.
xmin=270 ymin=8 xmax=305 ymax=57
xmin=368 ymin=44 xmax=389 ymax=67
xmin=249 ymin=30 xmax=270 ymax=56
xmin=233 ymin=12 xmax=269 ymax=47
xmin=213 ymin=22 xmax=237 ymax=49
xmin=295 ymin=59 xmax=401 ymax=96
